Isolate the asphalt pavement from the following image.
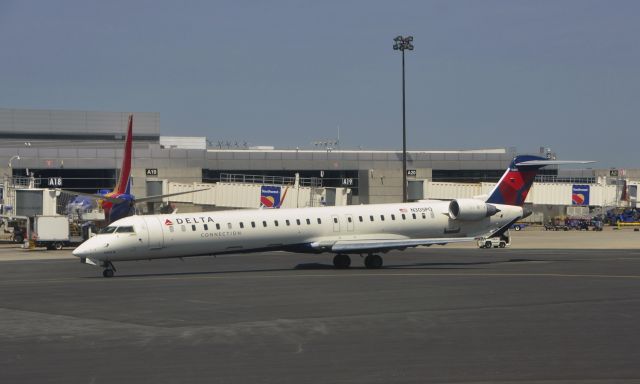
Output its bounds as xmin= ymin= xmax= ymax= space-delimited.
xmin=1 ymin=245 xmax=640 ymax=383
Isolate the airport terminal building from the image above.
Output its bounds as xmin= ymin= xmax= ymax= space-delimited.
xmin=1 ymin=108 xmax=637 ymax=215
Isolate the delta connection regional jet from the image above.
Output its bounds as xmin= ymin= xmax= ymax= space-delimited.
xmin=73 ymin=155 xmax=592 ymax=277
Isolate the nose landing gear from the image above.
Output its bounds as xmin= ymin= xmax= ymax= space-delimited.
xmin=101 ymin=261 xmax=117 ymax=278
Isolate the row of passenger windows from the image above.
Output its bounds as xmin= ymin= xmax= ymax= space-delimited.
xmin=168 ymin=212 xmax=432 ymax=233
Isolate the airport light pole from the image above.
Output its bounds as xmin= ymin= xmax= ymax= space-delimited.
xmin=393 ymin=35 xmax=413 ymax=202
xmin=8 ymin=155 xmax=20 ymax=169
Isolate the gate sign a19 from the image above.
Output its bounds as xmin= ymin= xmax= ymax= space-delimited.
xmin=572 ymin=185 xmax=590 ymax=206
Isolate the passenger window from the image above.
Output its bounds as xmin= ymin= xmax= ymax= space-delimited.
xmin=204 ymin=224 xmax=208 ymax=231
xmin=192 ymin=225 xmax=196 ymax=231
xmin=306 ymin=219 xmax=311 ymax=225
xmin=274 ymin=220 xmax=279 ymax=227
xmin=317 ymin=218 xmax=321 ymax=224
xmin=402 ymin=214 xmax=406 ymax=220
xmin=380 ymin=215 xmax=385 ymax=221
xmin=391 ymin=214 xmax=395 ymax=220
xmin=296 ymin=219 xmax=301 ymax=225
xmin=412 ymin=213 xmax=417 ymax=219
xmin=240 ymin=222 xmax=244 ymax=229
xmin=263 ymin=221 xmax=267 ymax=227
xmin=370 ymin=215 xmax=374 ymax=222
xmin=251 ymin=221 xmax=256 ymax=228
xmin=216 ymin=223 xmax=221 ymax=230
xmin=181 ymin=225 xmax=186 ymax=232
xmin=169 ymin=226 xmax=175 ymax=233
xmin=359 ymin=216 xmax=363 ymax=222
xmin=333 ymin=217 xmax=338 ymax=224
xmin=422 ymin=212 xmax=426 ymax=219
xmin=347 ymin=217 xmax=352 ymax=223
xmin=286 ymin=220 xmax=290 ymax=226
xmin=227 ymin=223 xmax=232 ymax=229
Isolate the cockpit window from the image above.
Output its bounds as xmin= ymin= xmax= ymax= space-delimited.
xmin=115 ymin=226 xmax=135 ymax=233
xmin=99 ymin=226 xmax=117 ymax=234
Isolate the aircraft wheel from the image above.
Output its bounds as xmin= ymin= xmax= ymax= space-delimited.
xmin=333 ymin=254 xmax=351 ymax=269
xmin=102 ymin=269 xmax=114 ymax=278
xmin=364 ymin=254 xmax=383 ymax=269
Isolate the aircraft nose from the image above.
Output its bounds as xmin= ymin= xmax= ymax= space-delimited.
xmin=73 ymin=238 xmax=104 ymax=258
xmin=72 ymin=242 xmax=89 ymax=258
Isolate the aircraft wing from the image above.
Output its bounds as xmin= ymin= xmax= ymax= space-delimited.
xmin=58 ymin=189 xmax=126 ymax=204
xmin=134 ymin=188 xmax=211 ymax=203
xmin=330 ymin=237 xmax=478 ymax=253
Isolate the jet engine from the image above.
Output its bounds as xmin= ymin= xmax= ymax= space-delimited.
xmin=448 ymin=198 xmax=499 ymax=221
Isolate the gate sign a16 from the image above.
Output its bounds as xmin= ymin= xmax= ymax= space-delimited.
xmin=572 ymin=185 xmax=590 ymax=206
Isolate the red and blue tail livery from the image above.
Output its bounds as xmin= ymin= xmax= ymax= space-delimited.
xmin=486 ymin=155 xmax=594 ymax=206
xmin=67 ymin=114 xmax=209 ymax=224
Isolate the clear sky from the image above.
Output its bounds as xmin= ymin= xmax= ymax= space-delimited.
xmin=1 ymin=0 xmax=638 ymax=168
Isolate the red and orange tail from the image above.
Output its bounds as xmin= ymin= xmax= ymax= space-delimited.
xmin=114 ymin=114 xmax=133 ymax=194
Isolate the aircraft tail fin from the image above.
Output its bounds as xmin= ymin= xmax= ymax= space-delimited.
xmin=486 ymin=155 xmax=594 ymax=206
xmin=114 ymin=114 xmax=133 ymax=194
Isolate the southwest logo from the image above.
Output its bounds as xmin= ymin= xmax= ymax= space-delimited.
xmin=572 ymin=193 xmax=585 ymax=205
xmin=164 ymin=219 xmax=173 ymax=226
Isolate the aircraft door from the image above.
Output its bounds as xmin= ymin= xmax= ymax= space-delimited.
xmin=345 ymin=214 xmax=354 ymax=232
xmin=145 ymin=216 xmax=165 ymax=249
xmin=331 ymin=215 xmax=340 ymax=232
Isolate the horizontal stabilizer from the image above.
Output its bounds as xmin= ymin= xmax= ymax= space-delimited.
xmin=515 ymin=160 xmax=595 ymax=167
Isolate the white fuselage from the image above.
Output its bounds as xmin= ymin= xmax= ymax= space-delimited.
xmin=73 ymin=201 xmax=522 ymax=264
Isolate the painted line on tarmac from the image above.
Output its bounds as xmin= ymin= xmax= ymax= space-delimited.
xmin=2 ymin=271 xmax=640 ymax=286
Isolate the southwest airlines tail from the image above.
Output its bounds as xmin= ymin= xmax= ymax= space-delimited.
xmin=114 ymin=114 xmax=133 ymax=194
xmin=486 ymin=155 xmax=594 ymax=206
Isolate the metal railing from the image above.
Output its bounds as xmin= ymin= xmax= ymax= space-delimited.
xmin=219 ymin=173 xmax=323 ymax=187
xmin=534 ymin=175 xmax=596 ymax=184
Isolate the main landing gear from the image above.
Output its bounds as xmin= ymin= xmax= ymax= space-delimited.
xmin=102 ymin=261 xmax=116 ymax=278
xmin=333 ymin=254 xmax=351 ymax=269
xmin=332 ymin=254 xmax=384 ymax=269
xmin=364 ymin=254 xmax=383 ymax=269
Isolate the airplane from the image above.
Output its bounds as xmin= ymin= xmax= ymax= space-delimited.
xmin=72 ymin=155 xmax=593 ymax=277
xmin=65 ymin=114 xmax=209 ymax=224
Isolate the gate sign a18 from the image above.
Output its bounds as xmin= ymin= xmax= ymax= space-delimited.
xmin=572 ymin=185 xmax=590 ymax=206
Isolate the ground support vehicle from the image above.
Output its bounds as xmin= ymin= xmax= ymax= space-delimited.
xmin=544 ymin=221 xmax=569 ymax=231
xmin=33 ymin=216 xmax=84 ymax=250
xmin=511 ymin=223 xmax=526 ymax=231
xmin=478 ymin=232 xmax=511 ymax=248
xmin=0 ymin=217 xmax=27 ymax=243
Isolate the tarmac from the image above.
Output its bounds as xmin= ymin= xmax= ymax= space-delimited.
xmin=1 ymin=228 xmax=639 ymax=383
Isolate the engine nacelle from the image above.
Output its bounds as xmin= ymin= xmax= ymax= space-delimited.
xmin=448 ymin=198 xmax=499 ymax=221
